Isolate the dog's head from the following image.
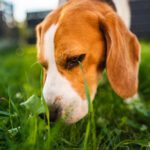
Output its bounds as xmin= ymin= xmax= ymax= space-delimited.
xmin=36 ymin=0 xmax=140 ymax=123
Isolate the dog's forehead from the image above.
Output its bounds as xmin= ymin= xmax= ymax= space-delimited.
xmin=41 ymin=2 xmax=98 ymax=34
xmin=41 ymin=10 xmax=98 ymax=54
xmin=38 ymin=1 xmax=104 ymax=65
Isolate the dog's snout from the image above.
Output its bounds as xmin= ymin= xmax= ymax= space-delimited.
xmin=39 ymin=105 xmax=62 ymax=122
xmin=54 ymin=96 xmax=62 ymax=103
xmin=50 ymin=105 xmax=62 ymax=122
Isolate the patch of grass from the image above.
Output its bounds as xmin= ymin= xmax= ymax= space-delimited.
xmin=0 ymin=41 xmax=150 ymax=149
xmin=79 ymin=62 xmax=96 ymax=150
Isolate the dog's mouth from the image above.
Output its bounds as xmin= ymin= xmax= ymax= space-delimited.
xmin=39 ymin=102 xmax=88 ymax=124
xmin=39 ymin=105 xmax=63 ymax=122
xmin=49 ymin=105 xmax=62 ymax=122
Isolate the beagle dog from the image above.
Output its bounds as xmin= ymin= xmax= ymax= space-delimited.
xmin=36 ymin=0 xmax=141 ymax=124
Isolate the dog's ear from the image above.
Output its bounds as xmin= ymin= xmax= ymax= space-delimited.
xmin=99 ymin=11 xmax=141 ymax=98
xmin=36 ymin=23 xmax=42 ymax=56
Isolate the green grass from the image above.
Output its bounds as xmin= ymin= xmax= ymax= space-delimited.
xmin=0 ymin=41 xmax=150 ymax=150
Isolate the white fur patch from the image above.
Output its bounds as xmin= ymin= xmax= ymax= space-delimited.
xmin=58 ymin=0 xmax=67 ymax=5
xmin=113 ymin=0 xmax=131 ymax=28
xmin=43 ymin=24 xmax=89 ymax=123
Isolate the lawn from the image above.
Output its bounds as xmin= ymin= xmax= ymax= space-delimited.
xmin=0 ymin=41 xmax=150 ymax=150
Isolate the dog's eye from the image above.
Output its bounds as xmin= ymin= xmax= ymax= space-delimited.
xmin=65 ymin=54 xmax=86 ymax=69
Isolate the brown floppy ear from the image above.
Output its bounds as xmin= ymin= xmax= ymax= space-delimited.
xmin=36 ymin=23 xmax=42 ymax=56
xmin=36 ymin=22 xmax=47 ymax=65
xmin=99 ymin=12 xmax=141 ymax=98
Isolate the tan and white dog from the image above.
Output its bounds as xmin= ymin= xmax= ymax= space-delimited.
xmin=36 ymin=0 xmax=140 ymax=124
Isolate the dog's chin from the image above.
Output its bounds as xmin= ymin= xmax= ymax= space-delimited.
xmin=61 ymin=101 xmax=88 ymax=124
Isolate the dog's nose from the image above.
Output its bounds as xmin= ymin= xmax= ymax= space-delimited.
xmin=50 ymin=105 xmax=62 ymax=122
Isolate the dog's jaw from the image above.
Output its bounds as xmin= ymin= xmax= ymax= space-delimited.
xmin=43 ymin=24 xmax=90 ymax=123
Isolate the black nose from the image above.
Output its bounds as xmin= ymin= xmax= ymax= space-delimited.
xmin=50 ymin=106 xmax=62 ymax=122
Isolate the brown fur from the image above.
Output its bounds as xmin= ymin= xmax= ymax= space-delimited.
xmin=36 ymin=0 xmax=140 ymax=99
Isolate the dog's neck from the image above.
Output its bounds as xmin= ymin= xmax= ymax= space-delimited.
xmin=59 ymin=0 xmax=116 ymax=11
xmin=58 ymin=0 xmax=131 ymax=28
xmin=100 ymin=0 xmax=116 ymax=11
